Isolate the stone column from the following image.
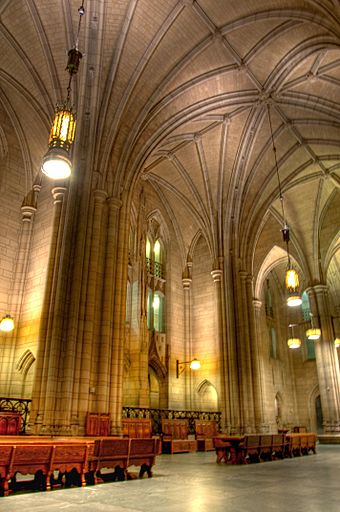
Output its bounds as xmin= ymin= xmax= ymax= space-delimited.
xmin=30 ymin=186 xmax=68 ymax=434
xmin=182 ymin=275 xmax=192 ymax=410
xmin=3 ymin=201 xmax=38 ymax=394
xmin=69 ymin=189 xmax=108 ymax=427
xmin=307 ymin=285 xmax=340 ymax=433
xmin=109 ymin=197 xmax=129 ymax=434
xmin=237 ymin=271 xmax=255 ymax=432
xmin=252 ymin=298 xmax=270 ymax=432
xmin=211 ymin=269 xmax=229 ymax=429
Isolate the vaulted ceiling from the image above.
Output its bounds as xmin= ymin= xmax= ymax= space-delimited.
xmin=1 ymin=0 xmax=339 ymax=291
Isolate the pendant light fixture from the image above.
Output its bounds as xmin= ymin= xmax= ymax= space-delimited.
xmin=287 ymin=323 xmax=301 ymax=349
xmin=267 ymin=105 xmax=301 ymax=307
xmin=306 ymin=313 xmax=321 ymax=340
xmin=41 ymin=3 xmax=85 ymax=180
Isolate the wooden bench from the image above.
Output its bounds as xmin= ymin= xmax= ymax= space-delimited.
xmin=271 ymin=433 xmax=287 ymax=459
xmin=122 ymin=418 xmax=152 ymax=438
xmin=89 ymin=437 xmax=159 ymax=482
xmin=161 ymin=419 xmax=197 ymax=454
xmin=89 ymin=437 xmax=130 ymax=483
xmin=195 ymin=420 xmax=218 ymax=451
xmin=0 ymin=440 xmax=91 ymax=496
xmin=286 ymin=433 xmax=317 ymax=457
xmin=239 ymin=434 xmax=261 ymax=463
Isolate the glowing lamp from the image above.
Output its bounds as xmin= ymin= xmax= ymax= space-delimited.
xmin=189 ymin=359 xmax=201 ymax=370
xmin=287 ymin=294 xmax=302 ymax=307
xmin=41 ymin=105 xmax=76 ymax=179
xmin=306 ymin=328 xmax=321 ymax=341
xmin=287 ymin=337 xmax=301 ymax=349
xmin=0 ymin=314 xmax=15 ymax=333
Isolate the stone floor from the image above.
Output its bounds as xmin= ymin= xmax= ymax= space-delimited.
xmin=2 ymin=444 xmax=340 ymax=511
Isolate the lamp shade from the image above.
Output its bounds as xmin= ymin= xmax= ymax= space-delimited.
xmin=334 ymin=338 xmax=340 ymax=348
xmin=189 ymin=359 xmax=201 ymax=370
xmin=0 ymin=314 xmax=15 ymax=332
xmin=306 ymin=328 xmax=321 ymax=340
xmin=287 ymin=294 xmax=302 ymax=307
xmin=287 ymin=337 xmax=301 ymax=349
xmin=42 ymin=147 xmax=73 ymax=179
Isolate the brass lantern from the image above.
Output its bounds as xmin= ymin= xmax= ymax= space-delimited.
xmin=41 ymin=103 xmax=76 ymax=179
xmin=41 ymin=8 xmax=84 ymax=180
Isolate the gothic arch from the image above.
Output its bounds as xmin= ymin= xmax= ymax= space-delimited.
xmin=197 ymin=379 xmax=218 ymax=411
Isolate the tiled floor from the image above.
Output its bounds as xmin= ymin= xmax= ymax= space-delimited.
xmin=2 ymin=444 xmax=340 ymax=511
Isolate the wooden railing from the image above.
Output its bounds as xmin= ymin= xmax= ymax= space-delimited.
xmin=122 ymin=407 xmax=221 ymax=436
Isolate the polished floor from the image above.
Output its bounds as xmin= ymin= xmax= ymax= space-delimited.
xmin=3 ymin=444 xmax=340 ymax=511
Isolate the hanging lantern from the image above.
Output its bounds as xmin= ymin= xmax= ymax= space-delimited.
xmin=287 ymin=324 xmax=301 ymax=349
xmin=285 ymin=268 xmax=302 ymax=307
xmin=306 ymin=328 xmax=321 ymax=340
xmin=41 ymin=104 xmax=76 ymax=179
xmin=287 ymin=337 xmax=301 ymax=349
xmin=41 ymin=6 xmax=84 ymax=180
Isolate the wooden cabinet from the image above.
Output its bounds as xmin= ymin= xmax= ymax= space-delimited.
xmin=85 ymin=413 xmax=110 ymax=436
xmin=0 ymin=412 xmax=21 ymax=435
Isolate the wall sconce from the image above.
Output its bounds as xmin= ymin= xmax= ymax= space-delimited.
xmin=41 ymin=3 xmax=85 ymax=180
xmin=176 ymin=358 xmax=201 ymax=378
xmin=287 ymin=323 xmax=301 ymax=349
xmin=0 ymin=314 xmax=15 ymax=333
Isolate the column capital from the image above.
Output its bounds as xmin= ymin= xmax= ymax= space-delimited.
xmin=52 ymin=186 xmax=67 ymax=204
xmin=182 ymin=277 xmax=192 ymax=289
xmin=239 ymin=270 xmax=252 ymax=281
xmin=108 ymin=197 xmax=122 ymax=210
xmin=253 ymin=299 xmax=262 ymax=311
xmin=21 ymin=205 xmax=36 ymax=222
xmin=211 ymin=269 xmax=223 ymax=282
xmin=306 ymin=284 xmax=329 ymax=296
xmin=93 ymin=189 xmax=108 ymax=204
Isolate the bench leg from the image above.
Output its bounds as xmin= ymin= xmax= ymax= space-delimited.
xmin=139 ymin=464 xmax=153 ymax=478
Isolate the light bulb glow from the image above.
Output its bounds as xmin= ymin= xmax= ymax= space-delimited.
xmin=287 ymin=295 xmax=302 ymax=307
xmin=287 ymin=337 xmax=301 ymax=349
xmin=42 ymin=148 xmax=72 ymax=179
xmin=306 ymin=328 xmax=321 ymax=340
xmin=285 ymin=268 xmax=299 ymax=290
xmin=0 ymin=315 xmax=15 ymax=332
xmin=189 ymin=359 xmax=201 ymax=370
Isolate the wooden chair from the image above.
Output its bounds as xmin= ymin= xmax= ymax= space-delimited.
xmin=194 ymin=420 xmax=218 ymax=451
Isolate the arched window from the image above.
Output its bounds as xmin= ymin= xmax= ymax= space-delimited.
xmin=153 ymin=292 xmax=165 ymax=332
xmin=301 ymin=291 xmax=316 ymax=360
xmin=270 ymin=327 xmax=277 ymax=359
